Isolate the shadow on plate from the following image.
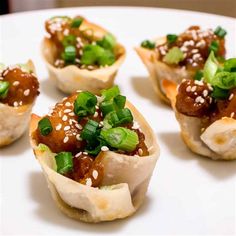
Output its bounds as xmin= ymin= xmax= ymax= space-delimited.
xmin=130 ymin=76 xmax=168 ymax=109
xmin=40 ymin=78 xmax=67 ymax=102
xmin=158 ymin=131 xmax=236 ymax=180
xmin=29 ymin=172 xmax=152 ymax=232
xmin=0 ymin=132 xmax=30 ymax=157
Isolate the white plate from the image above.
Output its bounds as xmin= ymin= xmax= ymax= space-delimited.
xmin=1 ymin=7 xmax=236 ymax=235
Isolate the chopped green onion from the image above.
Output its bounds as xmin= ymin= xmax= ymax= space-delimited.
xmin=55 ymin=152 xmax=73 ymax=174
xmin=38 ymin=143 xmax=50 ymax=152
xmin=194 ymin=70 xmax=203 ymax=81
xmin=211 ymin=71 xmax=236 ymax=89
xmin=62 ymin=45 xmax=76 ymax=63
xmin=101 ymin=85 xmax=120 ymax=101
xmin=100 ymin=100 xmax=116 ymax=116
xmin=38 ymin=117 xmax=53 ymax=136
xmin=209 ymin=40 xmax=219 ymax=53
xmin=97 ymin=49 xmax=115 ymax=66
xmin=163 ymin=47 xmax=184 ymax=64
xmin=80 ymin=45 xmax=103 ymax=65
xmin=97 ymin=33 xmax=116 ymax=50
xmin=62 ymin=35 xmax=76 ymax=47
xmin=116 ymin=108 xmax=133 ymax=124
xmin=80 ymin=119 xmax=99 ymax=144
xmin=74 ymin=91 xmax=97 ymax=117
xmin=0 ymin=81 xmax=10 ymax=99
xmin=71 ymin=18 xmax=83 ymax=28
xmin=85 ymin=139 xmax=107 ymax=156
xmin=203 ymin=51 xmax=219 ymax=84
xmin=216 ymin=56 xmax=225 ymax=63
xmin=101 ymin=127 xmax=138 ymax=152
xmin=141 ymin=40 xmax=155 ymax=49
xmin=211 ymin=86 xmax=229 ymax=99
xmin=224 ymin=58 xmax=236 ymax=72
xmin=103 ymin=111 xmax=119 ymax=129
xmin=114 ymin=95 xmax=126 ymax=109
xmin=214 ymin=26 xmax=227 ymax=38
xmin=167 ymin=34 xmax=178 ymax=44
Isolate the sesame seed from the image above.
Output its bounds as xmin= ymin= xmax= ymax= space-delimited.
xmin=132 ymin=121 xmax=140 ymax=129
xmin=75 ymin=123 xmax=82 ymax=130
xmin=92 ymin=170 xmax=98 ymax=179
xmin=62 ymin=115 xmax=68 ymax=121
xmin=65 ymin=102 xmax=71 ymax=107
xmin=229 ymin=93 xmax=234 ymax=100
xmin=203 ymin=90 xmax=208 ymax=97
xmin=192 ymin=62 xmax=198 ymax=67
xmin=83 ymin=152 xmax=88 ymax=155
xmin=3 ymin=70 xmax=9 ymax=76
xmin=55 ymin=124 xmax=62 ymax=131
xmin=193 ymin=53 xmax=201 ymax=60
xmin=85 ymin=178 xmax=92 ymax=187
xmin=180 ymin=46 xmax=188 ymax=52
xmin=23 ymin=89 xmax=30 ymax=96
xmin=186 ymin=85 xmax=191 ymax=92
xmin=138 ymin=148 xmax=143 ymax=156
xmin=76 ymin=134 xmax=82 ymax=141
xmin=64 ymin=109 xmax=71 ymax=113
xmin=13 ymin=101 xmax=18 ymax=107
xmin=101 ymin=146 xmax=109 ymax=151
xmin=13 ymin=81 xmax=20 ymax=86
xmin=63 ymin=136 xmax=69 ymax=143
xmin=207 ymin=83 xmax=213 ymax=91
xmin=68 ymin=112 xmax=74 ymax=116
xmin=191 ymin=86 xmax=197 ymax=92
xmin=93 ymin=111 xmax=98 ymax=117
xmin=191 ymin=49 xmax=199 ymax=53
xmin=194 ymin=80 xmax=204 ymax=86
xmin=75 ymin=152 xmax=82 ymax=157
xmin=64 ymin=126 xmax=70 ymax=131
xmin=230 ymin=112 xmax=235 ymax=118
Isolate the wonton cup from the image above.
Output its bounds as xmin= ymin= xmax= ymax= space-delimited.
xmin=42 ymin=18 xmax=126 ymax=95
xmin=0 ymin=60 xmax=36 ymax=147
xmin=135 ymin=37 xmax=195 ymax=104
xmin=163 ymin=80 xmax=236 ymax=160
xmin=29 ymin=101 xmax=159 ymax=222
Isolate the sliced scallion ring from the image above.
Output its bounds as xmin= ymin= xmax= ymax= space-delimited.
xmin=0 ymin=81 xmax=10 ymax=99
xmin=55 ymin=152 xmax=73 ymax=174
xmin=38 ymin=117 xmax=53 ymax=136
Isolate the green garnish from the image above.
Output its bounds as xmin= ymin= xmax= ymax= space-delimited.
xmin=214 ymin=26 xmax=227 ymax=38
xmin=101 ymin=127 xmax=138 ymax=152
xmin=100 ymin=100 xmax=116 ymax=116
xmin=0 ymin=81 xmax=10 ymax=99
xmin=101 ymin=85 xmax=120 ymax=101
xmin=210 ymin=71 xmax=236 ymax=89
xmin=71 ymin=18 xmax=83 ymax=28
xmin=224 ymin=58 xmax=236 ymax=72
xmin=55 ymin=152 xmax=73 ymax=174
xmin=113 ymin=95 xmax=126 ymax=109
xmin=167 ymin=34 xmax=178 ymax=44
xmin=97 ymin=34 xmax=116 ymax=51
xmin=38 ymin=143 xmax=50 ymax=152
xmin=62 ymin=35 xmax=76 ymax=47
xmin=211 ymin=86 xmax=229 ymax=100
xmin=163 ymin=47 xmax=184 ymax=64
xmin=38 ymin=117 xmax=53 ymax=136
xmin=62 ymin=45 xmax=76 ymax=63
xmin=80 ymin=44 xmax=115 ymax=66
xmin=80 ymin=119 xmax=99 ymax=145
xmin=209 ymin=40 xmax=219 ymax=53
xmin=74 ymin=91 xmax=97 ymax=117
xmin=194 ymin=70 xmax=203 ymax=81
xmin=141 ymin=40 xmax=155 ymax=49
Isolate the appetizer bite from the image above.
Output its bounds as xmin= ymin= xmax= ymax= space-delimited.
xmin=42 ymin=16 xmax=126 ymax=94
xmin=0 ymin=61 xmax=39 ymax=147
xmin=164 ymin=52 xmax=236 ymax=160
xmin=30 ymin=86 xmax=159 ymax=222
xmin=135 ymin=26 xmax=226 ymax=103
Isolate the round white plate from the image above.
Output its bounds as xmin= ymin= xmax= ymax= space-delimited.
xmin=1 ymin=7 xmax=236 ymax=235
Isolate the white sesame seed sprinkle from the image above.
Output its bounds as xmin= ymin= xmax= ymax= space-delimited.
xmin=195 ymin=96 xmax=205 ymax=104
xmin=85 ymin=178 xmax=92 ymax=187
xmin=76 ymin=134 xmax=82 ymax=141
xmin=64 ymin=109 xmax=71 ymax=113
xmin=75 ymin=152 xmax=82 ymax=157
xmin=55 ymin=124 xmax=62 ymax=131
xmin=64 ymin=126 xmax=70 ymax=131
xmin=13 ymin=101 xmax=18 ymax=107
xmin=138 ymin=148 xmax=143 ymax=156
xmin=186 ymin=85 xmax=191 ymax=92
xmin=68 ymin=112 xmax=75 ymax=116
xmin=101 ymin=146 xmax=109 ymax=151
xmin=63 ymin=136 xmax=69 ymax=143
xmin=194 ymin=80 xmax=204 ymax=86
xmin=93 ymin=111 xmax=98 ymax=118
xmin=23 ymin=89 xmax=30 ymax=96
xmin=62 ymin=115 xmax=68 ymax=121
xmin=132 ymin=121 xmax=140 ymax=129
xmin=191 ymin=86 xmax=197 ymax=92
xmin=83 ymin=152 xmax=88 ymax=155
xmin=230 ymin=112 xmax=235 ymax=118
xmin=229 ymin=93 xmax=234 ymax=101
xmin=75 ymin=123 xmax=83 ymax=130
xmin=203 ymin=90 xmax=208 ymax=97
xmin=65 ymin=102 xmax=71 ymax=107
xmin=92 ymin=170 xmax=98 ymax=179
xmin=13 ymin=81 xmax=20 ymax=86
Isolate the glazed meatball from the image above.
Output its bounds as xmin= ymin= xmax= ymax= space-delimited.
xmin=176 ymin=79 xmax=213 ymax=117
xmin=1 ymin=67 xmax=39 ymax=106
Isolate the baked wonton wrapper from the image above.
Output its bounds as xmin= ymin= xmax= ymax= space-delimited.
xmin=135 ymin=37 xmax=195 ymax=104
xmin=163 ymin=80 xmax=236 ymax=160
xmin=0 ymin=60 xmax=36 ymax=147
xmin=42 ymin=19 xmax=126 ymax=94
xmin=30 ymin=101 xmax=159 ymax=222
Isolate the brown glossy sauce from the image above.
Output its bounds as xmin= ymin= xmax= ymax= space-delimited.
xmin=34 ymin=93 xmax=149 ymax=187
xmin=157 ymin=26 xmax=225 ymax=69
xmin=0 ymin=66 xmax=39 ymax=107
